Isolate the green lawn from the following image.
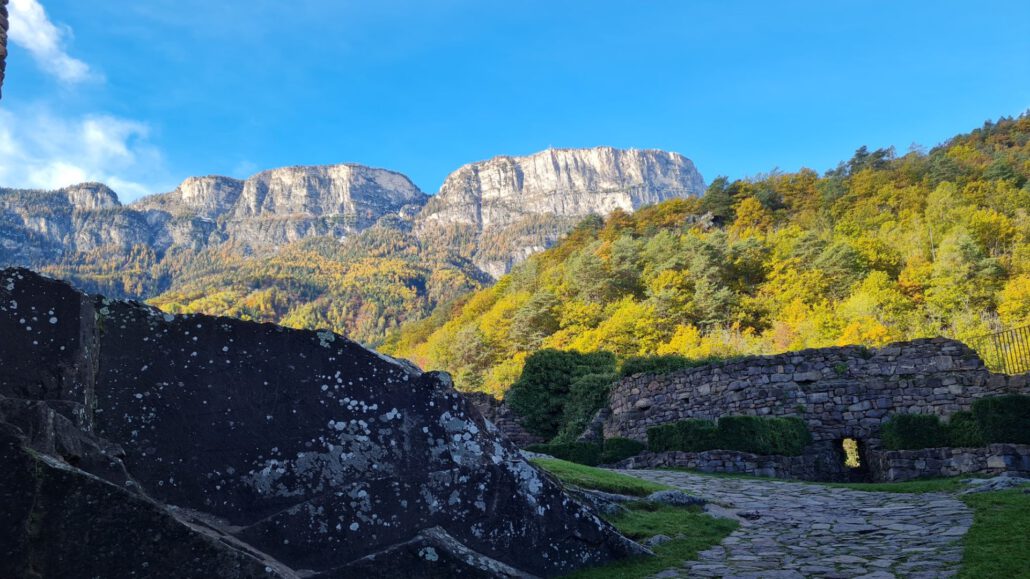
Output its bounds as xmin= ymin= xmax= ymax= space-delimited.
xmin=565 ymin=502 xmax=737 ymax=579
xmin=958 ymin=489 xmax=1030 ymax=578
xmin=531 ymin=458 xmax=737 ymax=578
xmin=531 ymin=458 xmax=671 ymax=496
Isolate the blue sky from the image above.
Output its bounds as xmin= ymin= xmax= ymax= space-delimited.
xmin=2 ymin=0 xmax=1029 ymax=201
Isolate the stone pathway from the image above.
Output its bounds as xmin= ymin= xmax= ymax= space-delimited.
xmin=623 ymin=470 xmax=973 ymax=578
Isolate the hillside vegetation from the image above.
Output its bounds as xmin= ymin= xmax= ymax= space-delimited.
xmin=382 ymin=114 xmax=1030 ymax=396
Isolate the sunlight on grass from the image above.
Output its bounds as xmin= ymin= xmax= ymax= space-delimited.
xmin=565 ymin=502 xmax=737 ymax=579
xmin=530 ymin=458 xmax=737 ymax=579
xmin=958 ymin=489 xmax=1030 ymax=577
xmin=530 ymin=458 xmax=671 ymax=496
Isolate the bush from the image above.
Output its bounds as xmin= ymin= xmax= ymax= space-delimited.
xmin=647 ymin=419 xmax=718 ymax=452
xmin=600 ymin=438 xmax=646 ymax=464
xmin=620 ymin=355 xmax=696 ymax=377
xmin=645 ymin=416 xmax=812 ymax=456
xmin=525 ymin=442 xmax=602 ymax=466
xmin=505 ymin=349 xmax=617 ymax=439
xmin=880 ymin=414 xmax=948 ymax=450
xmin=716 ymin=416 xmax=812 ymax=456
xmin=946 ymin=411 xmax=986 ymax=447
xmin=553 ymin=373 xmax=616 ymax=442
xmin=972 ymin=394 xmax=1030 ymax=444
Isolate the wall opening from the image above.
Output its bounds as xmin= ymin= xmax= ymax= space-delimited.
xmin=837 ymin=437 xmax=871 ymax=482
xmin=842 ymin=438 xmax=862 ymax=469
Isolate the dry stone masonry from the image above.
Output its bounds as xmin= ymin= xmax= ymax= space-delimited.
xmin=0 ymin=0 xmax=7 ymax=100
xmin=0 ymin=268 xmax=644 ymax=578
xmin=605 ymin=338 xmax=1030 ymax=481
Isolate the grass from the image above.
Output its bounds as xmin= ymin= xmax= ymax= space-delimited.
xmin=958 ymin=489 xmax=1030 ymax=578
xmin=564 ymin=502 xmax=738 ymax=579
xmin=531 ymin=458 xmax=671 ymax=496
xmin=531 ymin=458 xmax=737 ymax=579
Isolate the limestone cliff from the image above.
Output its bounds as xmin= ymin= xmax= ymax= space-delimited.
xmin=133 ymin=164 xmax=429 ymax=249
xmin=417 ymin=147 xmax=705 ymax=277
xmin=0 ymin=268 xmax=644 ymax=577
xmin=421 ymin=147 xmax=705 ymax=230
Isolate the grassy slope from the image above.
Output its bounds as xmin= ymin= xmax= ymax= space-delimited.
xmin=531 ymin=458 xmax=670 ymax=496
xmin=531 ymin=458 xmax=737 ymax=579
xmin=565 ymin=503 xmax=738 ymax=579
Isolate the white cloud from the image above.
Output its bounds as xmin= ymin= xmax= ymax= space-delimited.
xmin=9 ymin=0 xmax=96 ymax=84
xmin=0 ymin=107 xmax=169 ymax=201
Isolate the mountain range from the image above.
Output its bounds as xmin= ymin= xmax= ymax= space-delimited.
xmin=0 ymin=146 xmax=705 ymax=343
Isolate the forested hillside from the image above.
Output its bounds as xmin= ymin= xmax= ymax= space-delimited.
xmin=148 ymin=222 xmax=489 ymax=345
xmin=382 ymin=114 xmax=1030 ymax=396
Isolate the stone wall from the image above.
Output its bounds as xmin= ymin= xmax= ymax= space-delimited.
xmin=612 ymin=445 xmax=841 ymax=481
xmin=613 ymin=444 xmax=1030 ymax=482
xmin=605 ymin=338 xmax=1029 ymax=446
xmin=464 ymin=392 xmax=543 ymax=447
xmin=869 ymin=444 xmax=1030 ymax=482
xmin=1 ymin=0 xmax=7 ymax=100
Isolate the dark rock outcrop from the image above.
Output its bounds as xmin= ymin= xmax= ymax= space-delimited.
xmin=0 ymin=268 xmax=643 ymax=578
xmin=0 ymin=0 xmax=7 ymax=100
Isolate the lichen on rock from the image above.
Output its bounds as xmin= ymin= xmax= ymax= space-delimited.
xmin=0 ymin=267 xmax=643 ymax=577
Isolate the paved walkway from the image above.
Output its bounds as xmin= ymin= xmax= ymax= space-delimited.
xmin=624 ymin=470 xmax=972 ymax=579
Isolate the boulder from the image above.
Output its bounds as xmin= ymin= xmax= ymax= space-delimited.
xmin=0 ymin=268 xmax=643 ymax=577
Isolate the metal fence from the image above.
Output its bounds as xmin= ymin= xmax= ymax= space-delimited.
xmin=967 ymin=325 xmax=1030 ymax=375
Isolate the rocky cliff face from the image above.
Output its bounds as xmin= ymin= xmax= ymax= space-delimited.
xmin=0 ymin=183 xmax=155 ymax=263
xmin=421 ymin=147 xmax=705 ymax=230
xmin=417 ymin=147 xmax=705 ymax=277
xmin=0 ymin=165 xmax=427 ymax=266
xmin=0 ymin=268 xmax=644 ymax=577
xmin=133 ymin=164 xmax=429 ymax=249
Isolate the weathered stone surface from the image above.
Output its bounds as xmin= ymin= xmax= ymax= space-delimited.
xmin=0 ymin=268 xmax=643 ymax=577
xmin=960 ymin=474 xmax=1030 ymax=494
xmin=465 ymin=392 xmax=543 ymax=447
xmin=0 ymin=0 xmax=6 ymax=100
xmin=645 ymin=489 xmax=706 ymax=507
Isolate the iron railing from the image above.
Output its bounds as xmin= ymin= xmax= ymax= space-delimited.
xmin=967 ymin=325 xmax=1030 ymax=375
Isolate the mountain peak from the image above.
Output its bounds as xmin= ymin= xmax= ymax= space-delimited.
xmin=423 ymin=146 xmax=705 ymax=230
xmin=62 ymin=182 xmax=122 ymax=210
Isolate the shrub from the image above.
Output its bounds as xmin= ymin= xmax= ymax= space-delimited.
xmin=769 ymin=417 xmax=813 ymax=455
xmin=553 ymin=373 xmax=616 ymax=442
xmin=880 ymin=414 xmax=948 ymax=450
xmin=972 ymin=394 xmax=1030 ymax=444
xmin=645 ymin=416 xmax=812 ymax=456
xmin=647 ymin=419 xmax=718 ymax=452
xmin=525 ymin=442 xmax=602 ymax=466
xmin=946 ymin=410 xmax=986 ymax=447
xmin=717 ymin=416 xmax=812 ymax=456
xmin=620 ymin=355 xmax=696 ymax=377
xmin=600 ymin=438 xmax=646 ymax=464
xmin=505 ymin=349 xmax=616 ymax=439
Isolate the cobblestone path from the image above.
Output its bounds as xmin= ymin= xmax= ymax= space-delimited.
xmin=624 ymin=470 xmax=972 ymax=579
